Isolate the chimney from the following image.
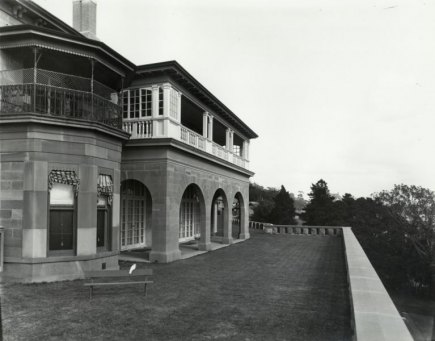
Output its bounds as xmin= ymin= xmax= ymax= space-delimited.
xmin=73 ymin=0 xmax=97 ymax=40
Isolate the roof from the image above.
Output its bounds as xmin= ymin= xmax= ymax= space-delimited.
xmin=10 ymin=0 xmax=83 ymax=37
xmin=136 ymin=61 xmax=259 ymax=139
xmin=2 ymin=0 xmax=258 ymax=139
xmin=0 ymin=25 xmax=135 ymax=75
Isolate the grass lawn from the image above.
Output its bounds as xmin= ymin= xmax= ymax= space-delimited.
xmin=1 ymin=231 xmax=351 ymax=341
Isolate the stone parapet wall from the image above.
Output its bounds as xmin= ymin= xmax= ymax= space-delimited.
xmin=249 ymin=221 xmax=413 ymax=340
xmin=342 ymin=227 xmax=413 ymax=341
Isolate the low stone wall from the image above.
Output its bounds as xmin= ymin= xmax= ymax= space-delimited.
xmin=342 ymin=227 xmax=413 ymax=341
xmin=249 ymin=221 xmax=342 ymax=236
xmin=249 ymin=221 xmax=413 ymax=340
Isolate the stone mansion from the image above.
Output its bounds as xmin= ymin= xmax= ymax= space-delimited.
xmin=0 ymin=0 xmax=257 ymax=281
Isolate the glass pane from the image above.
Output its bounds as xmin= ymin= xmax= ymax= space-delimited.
xmin=97 ymin=196 xmax=107 ymax=207
xmin=50 ymin=183 xmax=74 ymax=205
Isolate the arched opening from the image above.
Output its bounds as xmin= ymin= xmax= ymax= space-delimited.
xmin=233 ymin=192 xmax=245 ymax=239
xmin=179 ymin=184 xmax=205 ymax=243
xmin=120 ymin=179 xmax=152 ymax=250
xmin=211 ymin=189 xmax=228 ymax=240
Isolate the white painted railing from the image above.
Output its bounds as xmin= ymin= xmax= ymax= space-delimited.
xmin=212 ymin=142 xmax=228 ymax=161
xmin=233 ymin=154 xmax=245 ymax=168
xmin=249 ymin=221 xmax=414 ymax=341
xmin=180 ymin=126 xmax=206 ymax=151
xmin=123 ymin=118 xmax=249 ymax=169
xmin=123 ymin=119 xmax=153 ymax=138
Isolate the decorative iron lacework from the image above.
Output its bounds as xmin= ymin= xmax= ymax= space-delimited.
xmin=48 ymin=170 xmax=80 ymax=196
xmin=97 ymin=174 xmax=113 ymax=205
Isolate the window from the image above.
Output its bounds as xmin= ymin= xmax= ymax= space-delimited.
xmin=122 ymin=91 xmax=129 ymax=119
xmin=130 ymin=88 xmax=140 ymax=118
xmin=97 ymin=174 xmax=113 ymax=251
xmin=158 ymin=87 xmax=164 ymax=115
xmin=233 ymin=145 xmax=241 ymax=156
xmin=48 ymin=170 xmax=79 ymax=255
xmin=122 ymin=88 xmax=153 ymax=118
xmin=140 ymin=89 xmax=152 ymax=117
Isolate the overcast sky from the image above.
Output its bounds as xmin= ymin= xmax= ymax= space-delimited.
xmin=34 ymin=0 xmax=435 ymax=198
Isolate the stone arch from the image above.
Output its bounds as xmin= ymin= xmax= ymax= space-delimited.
xmin=210 ymin=188 xmax=230 ymax=242
xmin=120 ymin=179 xmax=153 ymax=250
xmin=232 ymin=192 xmax=246 ymax=239
xmin=178 ymin=183 xmax=206 ymax=243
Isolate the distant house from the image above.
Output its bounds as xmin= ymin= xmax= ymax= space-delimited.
xmin=0 ymin=0 xmax=257 ymax=282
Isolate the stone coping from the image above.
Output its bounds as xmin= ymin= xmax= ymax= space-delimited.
xmin=4 ymin=250 xmax=119 ymax=264
xmin=341 ymin=227 xmax=413 ymax=341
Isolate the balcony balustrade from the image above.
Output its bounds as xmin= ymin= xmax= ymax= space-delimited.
xmin=0 ymin=69 xmax=122 ymax=129
xmin=123 ymin=116 xmax=248 ymax=169
xmin=180 ymin=126 xmax=206 ymax=151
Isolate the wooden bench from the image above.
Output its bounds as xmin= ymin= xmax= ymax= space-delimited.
xmin=83 ymin=269 xmax=153 ymax=299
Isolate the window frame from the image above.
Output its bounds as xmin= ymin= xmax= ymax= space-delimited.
xmin=47 ymin=182 xmax=77 ymax=256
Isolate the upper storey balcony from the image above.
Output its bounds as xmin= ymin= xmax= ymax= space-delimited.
xmin=0 ymin=67 xmax=122 ymax=129
xmin=0 ymin=25 xmax=135 ymax=133
xmin=122 ymin=62 xmax=258 ymax=171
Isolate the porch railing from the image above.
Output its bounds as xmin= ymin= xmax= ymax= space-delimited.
xmin=123 ymin=119 xmax=153 ymax=138
xmin=180 ymin=126 xmax=206 ymax=151
xmin=0 ymin=69 xmax=122 ymax=129
xmin=212 ymin=142 xmax=228 ymax=161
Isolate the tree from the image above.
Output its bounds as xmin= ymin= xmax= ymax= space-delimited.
xmin=250 ymin=183 xmax=279 ymax=222
xmin=375 ymin=185 xmax=435 ymax=294
xmin=268 ymin=185 xmax=296 ymax=225
xmin=332 ymin=184 xmax=435 ymax=296
xmin=293 ymin=191 xmax=307 ymax=212
xmin=302 ymin=179 xmax=338 ymax=225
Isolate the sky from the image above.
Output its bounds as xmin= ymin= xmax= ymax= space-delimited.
xmin=33 ymin=0 xmax=435 ymax=198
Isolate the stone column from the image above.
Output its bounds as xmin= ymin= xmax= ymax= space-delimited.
xmin=208 ymin=115 xmax=214 ymax=141
xmin=213 ymin=202 xmax=218 ymax=234
xmin=111 ymin=168 xmax=121 ymax=252
xmin=238 ymin=195 xmax=250 ymax=240
xmin=198 ymin=197 xmax=211 ymax=251
xmin=202 ymin=112 xmax=208 ymax=138
xmin=76 ymin=164 xmax=97 ymax=256
xmin=151 ymin=85 xmax=159 ymax=137
xmin=151 ymin=85 xmax=159 ymax=117
xmin=222 ymin=199 xmax=233 ymax=244
xmin=225 ymin=128 xmax=231 ymax=150
xmin=162 ymin=84 xmax=171 ymax=136
xmin=163 ymin=83 xmax=171 ymax=118
xmin=149 ymin=168 xmax=181 ymax=263
xmin=242 ymin=140 xmax=249 ymax=160
xmin=177 ymin=92 xmax=182 ymax=122
xmin=22 ymin=161 xmax=48 ymax=258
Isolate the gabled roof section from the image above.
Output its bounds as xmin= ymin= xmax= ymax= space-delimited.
xmin=136 ymin=61 xmax=258 ymax=139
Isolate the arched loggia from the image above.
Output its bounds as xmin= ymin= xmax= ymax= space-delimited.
xmin=232 ymin=192 xmax=246 ymax=239
xmin=210 ymin=189 xmax=229 ymax=242
xmin=120 ymin=179 xmax=152 ymax=250
xmin=179 ymin=184 xmax=206 ymax=243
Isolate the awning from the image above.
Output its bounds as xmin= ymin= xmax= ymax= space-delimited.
xmin=97 ymin=174 xmax=113 ymax=205
xmin=48 ymin=170 xmax=80 ymax=196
